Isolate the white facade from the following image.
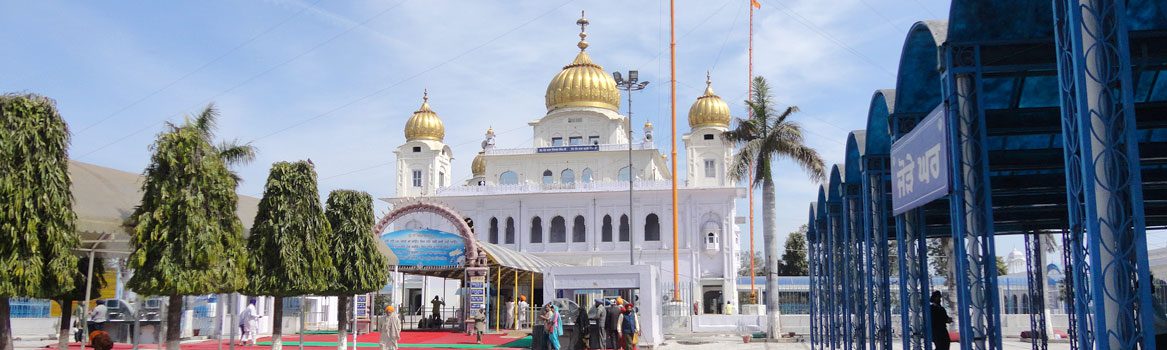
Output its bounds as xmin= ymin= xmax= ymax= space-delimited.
xmin=387 ymin=101 xmax=743 ymax=308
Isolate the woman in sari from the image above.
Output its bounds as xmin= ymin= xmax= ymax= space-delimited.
xmin=541 ymin=303 xmax=563 ymax=350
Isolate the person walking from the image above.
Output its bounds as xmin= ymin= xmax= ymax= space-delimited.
xmin=930 ymin=291 xmax=953 ymax=350
xmin=88 ymin=301 xmax=109 ymax=332
xmin=619 ymin=306 xmax=637 ymax=350
xmin=572 ymin=302 xmax=591 ymax=350
xmin=238 ymin=299 xmax=262 ymax=347
xmin=472 ymin=308 xmax=487 ymax=344
xmin=588 ymin=299 xmax=607 ymax=349
xmin=505 ymin=298 xmax=516 ymax=330
xmin=378 ymin=306 xmax=402 ymax=350
xmin=541 ymin=303 xmax=563 ymax=350
xmin=604 ymin=300 xmax=621 ymax=350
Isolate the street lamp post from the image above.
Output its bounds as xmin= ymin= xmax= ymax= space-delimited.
xmin=613 ymin=70 xmax=648 ymax=265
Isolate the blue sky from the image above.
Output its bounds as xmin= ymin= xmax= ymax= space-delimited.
xmin=7 ymin=0 xmax=1083 ymax=257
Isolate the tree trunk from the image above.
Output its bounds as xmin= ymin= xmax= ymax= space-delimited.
xmin=57 ymin=299 xmax=74 ymax=350
xmin=336 ymin=296 xmax=348 ymax=350
xmin=763 ymin=177 xmax=782 ymax=338
xmin=166 ymin=295 xmax=183 ymax=350
xmin=271 ymin=298 xmax=284 ymax=350
xmin=1 ymin=297 xmax=13 ymax=350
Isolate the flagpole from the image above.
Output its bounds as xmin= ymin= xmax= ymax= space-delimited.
xmin=747 ymin=0 xmax=757 ymax=303
xmin=669 ymin=0 xmax=681 ymax=302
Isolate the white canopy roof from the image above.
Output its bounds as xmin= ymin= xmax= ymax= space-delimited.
xmin=69 ymin=160 xmax=260 ymax=256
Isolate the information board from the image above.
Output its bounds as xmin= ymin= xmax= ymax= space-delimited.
xmin=891 ymin=104 xmax=950 ymax=215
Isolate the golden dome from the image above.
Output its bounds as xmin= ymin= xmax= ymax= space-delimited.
xmin=404 ymin=91 xmax=445 ymax=142
xmin=471 ymin=151 xmax=486 ymax=177
xmin=544 ymin=12 xmax=621 ymax=112
xmin=688 ymin=73 xmax=731 ymax=128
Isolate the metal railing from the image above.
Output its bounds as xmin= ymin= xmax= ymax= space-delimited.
xmin=485 ymin=142 xmax=656 ymax=156
xmin=435 ymin=180 xmax=674 ymax=196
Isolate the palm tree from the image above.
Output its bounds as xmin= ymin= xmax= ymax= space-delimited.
xmin=127 ymin=104 xmax=254 ymax=350
xmin=724 ymin=77 xmax=825 ymax=336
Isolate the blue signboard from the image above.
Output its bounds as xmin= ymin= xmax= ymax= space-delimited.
xmin=379 ymin=229 xmax=466 ymax=267
xmin=536 ymin=145 xmax=599 ymax=153
xmin=891 ymin=104 xmax=950 ymax=215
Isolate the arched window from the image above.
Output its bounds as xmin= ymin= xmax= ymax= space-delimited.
xmin=618 ymin=166 xmax=631 ymax=182
xmin=706 ymin=232 xmax=716 ymax=244
xmin=550 ymin=216 xmax=567 ymax=243
xmin=581 ymin=168 xmax=593 ymax=183
xmin=561 ymin=169 xmax=575 ymax=184
xmin=644 ymin=214 xmax=660 ymax=241
xmin=618 ymin=214 xmax=630 ymax=242
xmin=601 ymin=215 xmax=613 ymax=242
xmin=505 ymin=217 xmax=515 ymax=244
xmin=1021 ymin=294 xmax=1029 ymax=313
xmin=489 ymin=217 xmax=499 ymax=244
xmin=530 ymin=217 xmax=543 ymax=243
xmin=542 ymin=170 xmax=554 ymax=184
xmin=572 ymin=215 xmax=586 ymax=242
xmin=499 ymin=171 xmax=518 ymax=185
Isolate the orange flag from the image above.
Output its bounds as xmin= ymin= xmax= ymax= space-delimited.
xmin=751 ymin=0 xmax=761 ymax=9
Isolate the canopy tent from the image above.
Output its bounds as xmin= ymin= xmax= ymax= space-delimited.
xmin=69 ymin=160 xmax=261 ymax=256
xmin=385 ymin=241 xmax=569 ymax=285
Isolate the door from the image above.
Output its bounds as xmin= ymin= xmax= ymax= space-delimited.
xmin=702 ymin=290 xmax=723 ymax=314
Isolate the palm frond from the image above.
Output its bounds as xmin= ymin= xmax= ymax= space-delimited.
xmin=217 ymin=140 xmax=256 ymax=167
xmin=193 ymin=103 xmax=219 ymax=138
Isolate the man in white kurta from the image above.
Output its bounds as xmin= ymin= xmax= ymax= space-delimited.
xmin=379 ymin=306 xmax=402 ymax=350
xmin=238 ymin=299 xmax=261 ymax=346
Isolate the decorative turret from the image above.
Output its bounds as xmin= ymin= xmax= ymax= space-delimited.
xmin=688 ymin=72 xmax=731 ymax=129
xmin=544 ymin=11 xmax=621 ymax=112
xmin=405 ymin=90 xmax=445 ymax=141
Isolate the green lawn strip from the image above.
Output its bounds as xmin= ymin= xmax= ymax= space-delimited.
xmin=256 ymin=342 xmax=507 ymax=349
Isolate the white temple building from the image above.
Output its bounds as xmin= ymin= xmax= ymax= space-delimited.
xmin=386 ymin=13 xmax=745 ymax=313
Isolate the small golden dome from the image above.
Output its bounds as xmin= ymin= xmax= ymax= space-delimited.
xmin=471 ymin=151 xmax=486 ymax=177
xmin=544 ymin=11 xmax=621 ymax=112
xmin=688 ymin=73 xmax=731 ymax=128
xmin=404 ymin=90 xmax=445 ymax=141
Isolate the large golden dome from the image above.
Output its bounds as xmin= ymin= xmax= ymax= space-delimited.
xmin=544 ymin=12 xmax=621 ymax=112
xmin=404 ymin=91 xmax=445 ymax=141
xmin=688 ymin=73 xmax=731 ymax=128
xmin=471 ymin=151 xmax=486 ymax=177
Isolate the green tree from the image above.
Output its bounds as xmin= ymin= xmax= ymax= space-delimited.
xmin=323 ymin=190 xmax=388 ymax=350
xmin=246 ymin=161 xmax=334 ymax=350
xmin=724 ymin=77 xmax=825 ymax=336
xmin=126 ymin=104 xmax=254 ymax=350
xmin=995 ymin=256 xmax=1008 ymax=276
xmin=0 ymin=94 xmax=80 ymax=350
xmin=53 ymin=257 xmax=106 ymax=350
xmin=738 ymin=251 xmax=771 ymax=277
xmin=780 ymin=225 xmax=808 ymax=276
xmin=927 ymin=238 xmax=955 ymax=305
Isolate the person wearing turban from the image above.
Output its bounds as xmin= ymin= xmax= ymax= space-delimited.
xmin=379 ymin=306 xmax=402 ymax=350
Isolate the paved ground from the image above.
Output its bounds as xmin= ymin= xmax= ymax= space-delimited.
xmin=14 ymin=334 xmax=1075 ymax=350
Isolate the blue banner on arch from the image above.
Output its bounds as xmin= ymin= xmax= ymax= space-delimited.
xmin=891 ymin=104 xmax=950 ymax=215
xmin=379 ymin=229 xmax=466 ymax=267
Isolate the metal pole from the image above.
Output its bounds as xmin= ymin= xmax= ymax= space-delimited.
xmin=228 ymin=294 xmax=236 ymax=350
xmin=529 ymin=271 xmax=534 ymax=329
xmin=299 ymin=297 xmax=305 ymax=350
xmin=495 ymin=269 xmax=501 ymax=332
xmin=80 ymin=249 xmax=96 ymax=350
xmin=627 ymin=83 xmax=635 ymax=266
xmin=512 ymin=271 xmax=518 ymax=330
xmin=668 ymin=0 xmax=680 ymax=303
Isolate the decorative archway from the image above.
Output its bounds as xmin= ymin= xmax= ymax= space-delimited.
xmin=372 ymin=199 xmax=482 ymax=265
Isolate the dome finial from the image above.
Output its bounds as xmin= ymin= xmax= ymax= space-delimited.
xmin=705 ymin=71 xmax=712 ymax=88
xmin=423 ymin=88 xmax=429 ymax=102
xmin=576 ymin=10 xmax=590 ymax=51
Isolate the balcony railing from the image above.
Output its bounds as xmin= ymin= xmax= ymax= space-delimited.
xmin=434 ymin=180 xmax=674 ymax=196
xmin=485 ymin=142 xmax=655 ymax=156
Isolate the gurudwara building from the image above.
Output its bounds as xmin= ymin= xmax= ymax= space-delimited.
xmin=387 ymin=14 xmax=744 ymax=312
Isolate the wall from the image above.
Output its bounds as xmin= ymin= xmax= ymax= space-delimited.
xmin=543 ymin=265 xmax=662 ymax=346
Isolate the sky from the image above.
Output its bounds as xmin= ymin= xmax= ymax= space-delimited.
xmin=3 ymin=0 xmax=1080 ymax=258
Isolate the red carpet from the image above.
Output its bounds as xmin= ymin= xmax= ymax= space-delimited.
xmin=52 ymin=331 xmax=527 ymax=350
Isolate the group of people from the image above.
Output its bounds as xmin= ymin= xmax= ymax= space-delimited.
xmin=504 ymin=295 xmax=531 ymax=329
xmin=570 ymin=297 xmax=640 ymax=350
